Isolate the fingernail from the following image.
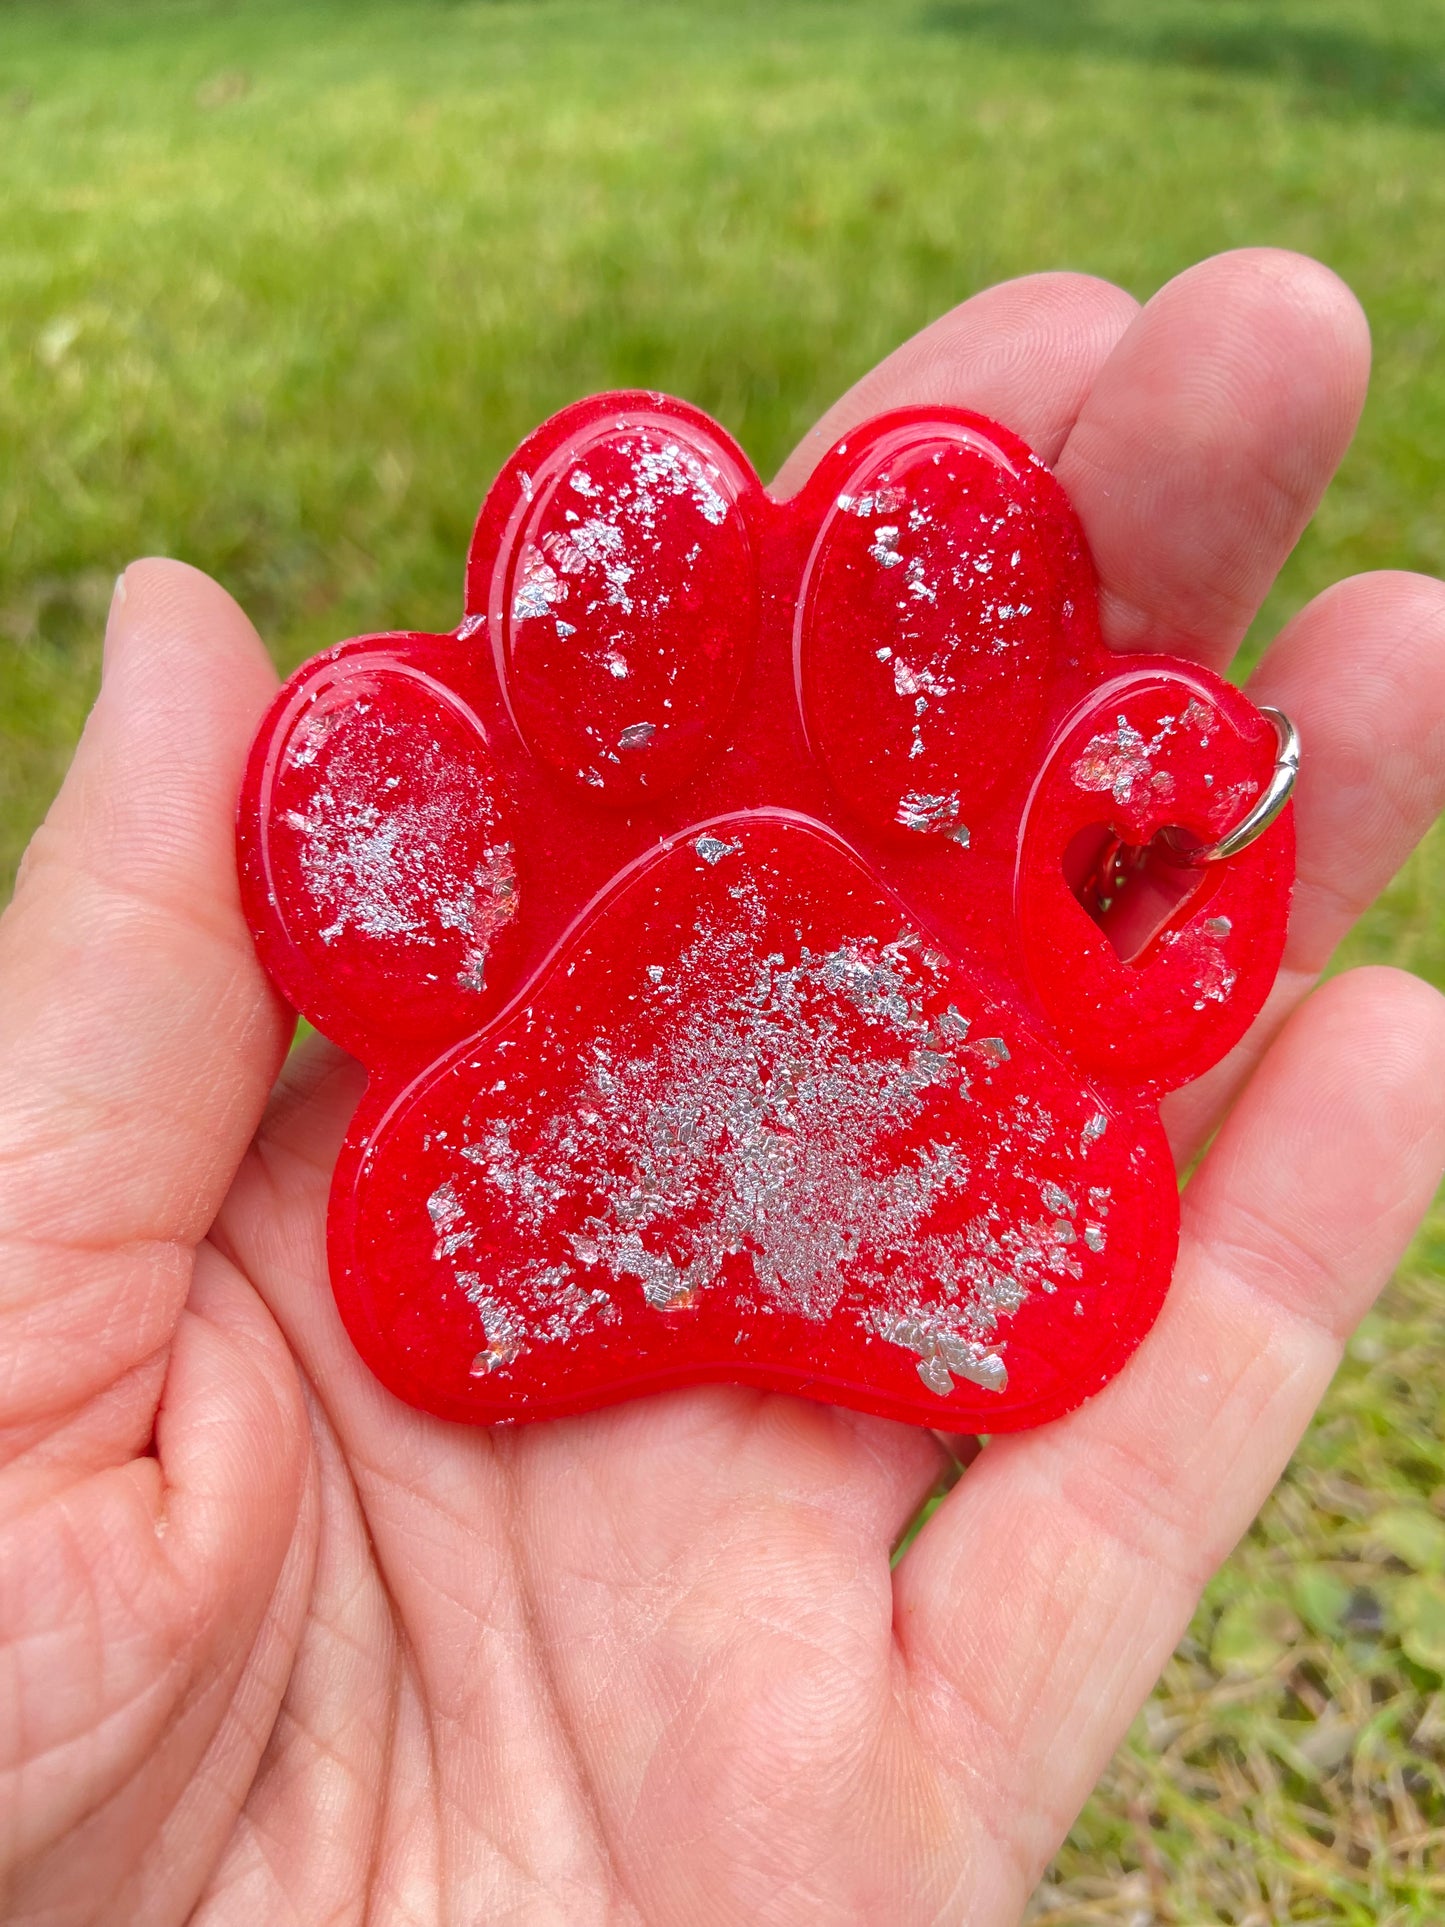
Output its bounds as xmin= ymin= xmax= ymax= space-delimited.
xmin=102 ymin=568 xmax=129 ymax=680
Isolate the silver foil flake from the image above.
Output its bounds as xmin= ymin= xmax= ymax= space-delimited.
xmin=436 ymin=841 xmax=518 ymax=992
xmin=289 ymin=796 xmax=429 ymax=945
xmin=463 ymin=923 xmax=972 ymax=1326
xmin=284 ymin=704 xmax=340 ymax=772
xmin=1071 ymin=716 xmax=1156 ymax=805
xmin=428 ymin=1180 xmax=474 ymax=1259
xmin=694 ymin=833 xmax=741 ymax=864
xmin=512 ymin=552 xmax=568 ymax=622
xmin=1081 ymin=1110 xmax=1108 ymax=1152
xmin=455 ymin=1261 xmax=612 ymax=1365
xmin=544 ymin=516 xmax=625 ymax=572
xmin=633 ymin=439 xmax=731 ymax=526
xmin=542 ymin=517 xmax=633 ymax=613
xmin=820 ymin=940 xmax=929 ymax=1032
xmin=917 ymin=1353 xmax=953 ymax=1397
xmin=895 ymin=789 xmax=964 ymax=835
xmin=876 ymin=1310 xmax=1008 ymax=1397
xmin=525 ymin=434 xmax=732 ymax=640
xmin=470 ymin=1341 xmax=520 ymax=1376
xmin=837 ymin=484 xmax=906 ymax=517
xmin=905 ymin=557 xmax=937 ymax=603
xmin=892 ymin=657 xmax=951 ymax=701
xmin=618 ymin=721 xmax=657 ymax=750
xmin=599 ymin=1231 xmax=702 ymax=1311
xmin=1192 ymin=955 xmax=1238 ymax=1008
xmin=458 ymin=1279 xmax=526 ymax=1373
xmin=426 ymin=862 xmax=1108 ymax=1389
xmin=428 ymin=1180 xmax=463 ymax=1229
xmin=1164 ymin=919 xmax=1237 ymax=1010
xmin=869 ymin=525 xmax=904 ymax=568
xmin=286 ymin=715 xmax=515 ymax=974
xmin=447 ymin=895 xmax=1055 ymax=1359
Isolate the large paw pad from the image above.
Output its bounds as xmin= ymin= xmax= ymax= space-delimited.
xmin=239 ymin=392 xmax=1292 ymax=1430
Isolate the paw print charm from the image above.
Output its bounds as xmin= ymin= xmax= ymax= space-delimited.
xmin=238 ymin=393 xmax=1293 ymax=1430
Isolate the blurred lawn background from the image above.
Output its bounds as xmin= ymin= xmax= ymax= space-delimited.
xmin=2 ymin=0 xmax=1444 ymax=1916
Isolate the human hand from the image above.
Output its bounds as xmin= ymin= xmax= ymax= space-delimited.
xmin=3 ymin=249 xmax=1444 ymax=1926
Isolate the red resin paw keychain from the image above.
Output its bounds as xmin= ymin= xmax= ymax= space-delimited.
xmin=238 ymin=393 xmax=1296 ymax=1430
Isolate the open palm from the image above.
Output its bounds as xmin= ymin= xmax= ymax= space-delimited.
xmin=4 ymin=251 xmax=1445 ymax=1927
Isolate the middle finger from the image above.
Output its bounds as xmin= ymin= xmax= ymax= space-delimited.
xmin=1056 ymin=246 xmax=1371 ymax=669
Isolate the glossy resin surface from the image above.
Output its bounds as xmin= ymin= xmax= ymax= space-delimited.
xmin=238 ymin=394 xmax=1293 ymax=1430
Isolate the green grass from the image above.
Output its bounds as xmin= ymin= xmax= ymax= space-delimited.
xmin=2 ymin=0 xmax=1443 ymax=1914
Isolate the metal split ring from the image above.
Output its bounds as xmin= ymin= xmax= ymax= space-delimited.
xmin=1161 ymin=706 xmax=1300 ymax=867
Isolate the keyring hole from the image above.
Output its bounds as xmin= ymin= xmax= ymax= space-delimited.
xmin=1065 ymin=824 xmax=1211 ymax=966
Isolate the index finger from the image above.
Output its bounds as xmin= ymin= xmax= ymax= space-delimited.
xmin=772 ymin=268 xmax=1139 ymax=493
xmin=1056 ymin=247 xmax=1371 ymax=666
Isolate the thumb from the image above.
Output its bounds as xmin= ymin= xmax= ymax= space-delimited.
xmin=0 ymin=559 xmax=289 ymax=1440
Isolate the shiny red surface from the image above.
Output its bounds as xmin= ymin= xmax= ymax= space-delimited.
xmin=238 ymin=393 xmax=1293 ymax=1430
